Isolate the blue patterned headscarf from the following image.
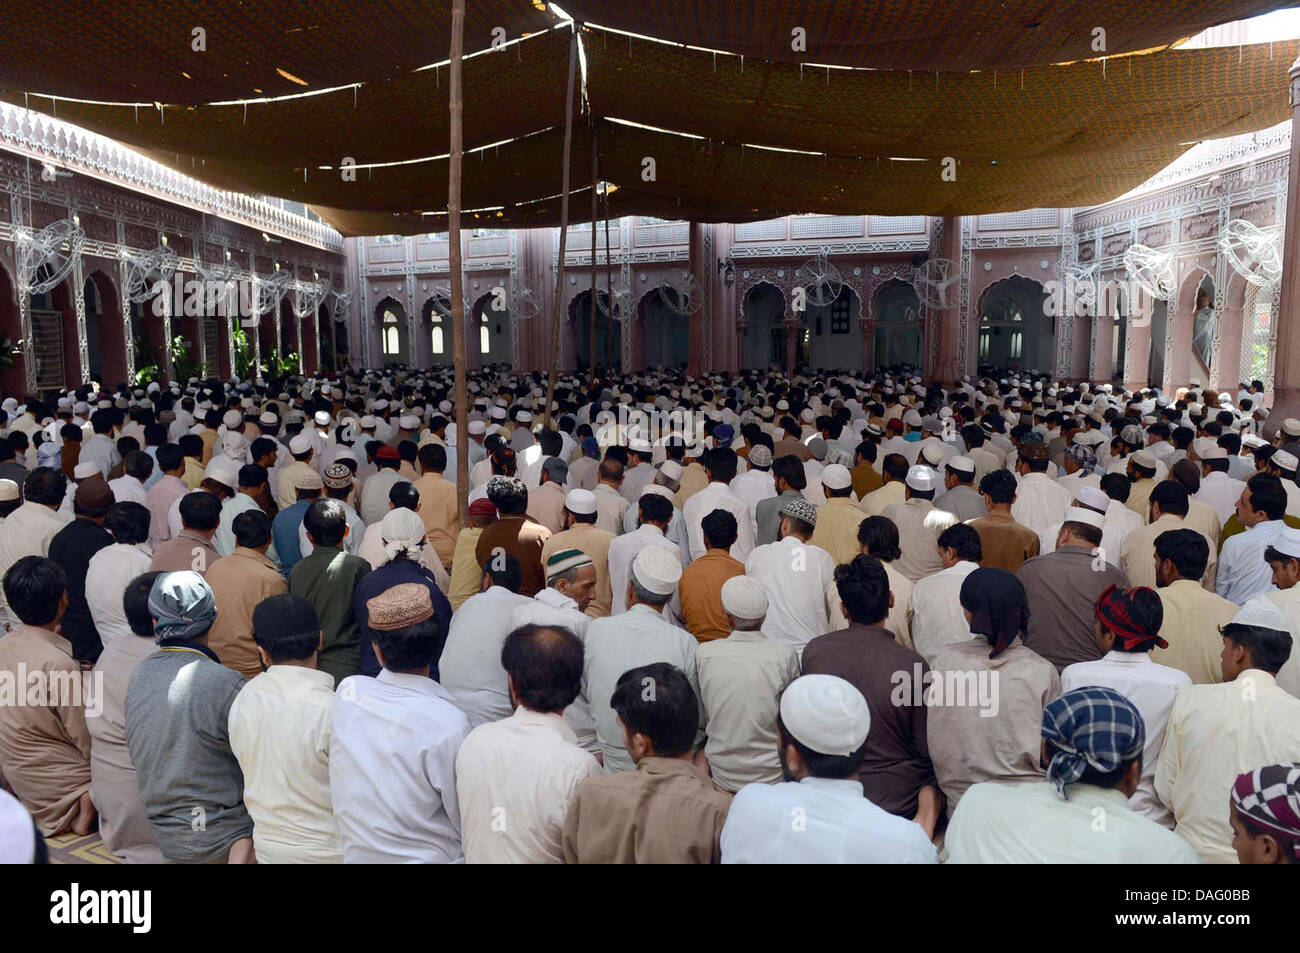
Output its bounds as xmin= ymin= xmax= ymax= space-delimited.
xmin=1041 ymin=687 xmax=1145 ymax=800
xmin=148 ymin=571 xmax=217 ymax=642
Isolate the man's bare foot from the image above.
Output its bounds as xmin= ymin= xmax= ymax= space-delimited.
xmin=71 ymin=792 xmax=97 ymax=836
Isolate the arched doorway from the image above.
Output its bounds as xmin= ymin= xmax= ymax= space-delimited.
xmin=874 ymin=280 xmax=923 ymax=371
xmin=0 ymin=264 xmax=24 ymax=396
xmin=423 ymin=295 xmax=453 ymax=368
xmin=84 ymin=270 xmax=126 ymax=388
xmin=1147 ymin=299 xmax=1168 ymax=388
xmin=1190 ymin=273 xmax=1216 ymax=386
xmin=572 ymin=289 xmax=621 ymax=372
xmin=742 ymin=282 xmax=786 ymax=370
xmin=28 ymin=265 xmax=76 ymax=391
xmin=1108 ymin=281 xmax=1129 ymax=383
xmin=640 ymin=287 xmax=690 ymax=369
xmin=475 ymin=294 xmax=511 ymax=367
xmin=802 ymin=286 xmax=862 ymax=372
xmin=317 ymin=304 xmax=336 ymax=373
xmin=278 ymin=299 xmax=299 ymax=373
xmin=376 ymin=296 xmax=409 ymax=366
xmin=977 ymin=276 xmax=1052 ymax=376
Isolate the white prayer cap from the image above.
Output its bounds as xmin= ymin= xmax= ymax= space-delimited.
xmin=721 ymin=575 xmax=768 ymax=621
xmin=398 ymin=414 xmax=420 ymax=429
xmin=945 ymin=455 xmax=975 ymax=475
xmin=314 ymin=410 xmax=331 ymax=427
xmin=659 ymin=460 xmax=684 ymax=481
xmin=0 ymin=789 xmax=35 ymax=864
xmin=1274 ymin=449 xmax=1299 ymax=472
xmin=289 ymin=434 xmax=313 ymax=455
xmin=1132 ymin=450 xmax=1157 ymax=469
xmin=920 ymin=443 xmax=947 ymax=467
xmin=0 ymin=479 xmax=17 ymax=503
xmin=1242 ymin=434 xmax=1267 ymax=449
xmin=204 ymin=456 xmax=240 ymax=489
xmin=905 ymin=464 xmax=938 ymax=492
xmin=73 ymin=462 xmax=99 ymax=480
xmin=372 ymin=399 xmax=390 ymax=411
xmin=360 ymin=415 xmax=377 ymax=428
xmin=779 ymin=674 xmax=870 ymax=757
xmin=903 ymin=409 xmax=923 ymax=427
xmin=799 ymin=408 xmax=815 ymax=423
xmin=1284 ymin=418 xmax=1300 ymax=438
xmin=1200 ymin=445 xmax=1228 ymax=461
xmin=439 ymin=400 xmax=453 ymax=414
xmin=640 ymin=484 xmax=675 ymax=503
xmin=1270 ymin=526 xmax=1300 ymax=561
xmin=631 ymin=545 xmax=682 ymax=596
xmin=468 ymin=420 xmax=486 ymax=435
xmin=821 ymin=463 xmax=852 ymax=490
xmin=517 ymin=410 xmax=533 ymax=423
xmin=1075 ymin=486 xmax=1110 ymax=513
xmin=1231 ymin=595 xmax=1289 ymax=632
xmin=0 ymin=398 xmax=15 ymax=413
xmin=259 ymin=411 xmax=277 ymax=427
xmin=565 ymin=488 xmax=597 ymax=515
xmin=221 ymin=409 xmax=242 ymax=429
xmin=1064 ymin=505 xmax=1106 ymax=529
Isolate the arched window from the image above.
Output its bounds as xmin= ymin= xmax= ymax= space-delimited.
xmin=382 ymin=309 xmax=400 ymax=355
xmin=480 ymin=313 xmax=490 ymax=354
xmin=431 ymin=313 xmax=444 ymax=355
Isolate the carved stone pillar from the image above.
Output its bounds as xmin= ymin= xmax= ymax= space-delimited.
xmin=1263 ymin=53 xmax=1300 ymax=435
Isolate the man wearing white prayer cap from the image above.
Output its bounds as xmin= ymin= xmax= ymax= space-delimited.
xmin=1218 ymin=472 xmax=1291 ymax=605
xmin=1262 ymin=448 xmax=1300 ymax=519
xmin=1261 ymin=525 xmax=1300 ymax=698
xmin=720 ymin=674 xmax=939 ymax=864
xmin=581 ymin=545 xmax=702 ymax=773
xmin=934 ymin=454 xmax=986 ymax=522
xmin=880 ymin=465 xmax=959 ymax=582
xmin=695 ymin=576 xmax=799 ymax=793
xmin=807 ymin=463 xmax=863 ymax=565
xmin=540 ymin=488 xmax=616 ymax=619
xmin=1155 ymin=593 xmax=1300 ymax=862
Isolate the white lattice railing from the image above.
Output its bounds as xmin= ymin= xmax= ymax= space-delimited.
xmin=0 ymin=102 xmax=343 ymax=251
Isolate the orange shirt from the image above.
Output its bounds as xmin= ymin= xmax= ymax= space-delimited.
xmin=678 ymin=548 xmax=745 ymax=642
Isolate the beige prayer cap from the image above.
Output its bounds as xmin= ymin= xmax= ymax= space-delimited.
xmin=292 ymin=468 xmax=324 ymax=491
xmin=0 ymin=479 xmax=16 ymax=502
xmin=366 ymin=582 xmax=433 ymax=631
xmin=779 ymin=674 xmax=871 ymax=757
xmin=73 ymin=462 xmax=99 ymax=480
xmin=631 ymin=545 xmax=682 ymax=596
xmin=721 ymin=575 xmax=768 ymax=621
xmin=659 ymin=460 xmax=684 ymax=481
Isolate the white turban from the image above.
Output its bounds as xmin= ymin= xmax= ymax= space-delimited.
xmin=380 ymin=508 xmax=427 ymax=563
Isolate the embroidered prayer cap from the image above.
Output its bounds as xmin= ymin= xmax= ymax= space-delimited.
xmin=546 ymin=548 xmax=593 ymax=582
xmin=779 ymin=497 xmax=818 ymax=528
xmin=374 ymin=444 xmax=400 ymax=461
xmin=779 ymin=674 xmax=870 ymax=757
xmin=1019 ymin=441 xmax=1049 ymax=463
xmin=468 ymin=497 xmax=496 ymax=517
xmin=1066 ymin=443 xmax=1097 ymax=468
xmin=748 ymin=445 xmax=773 ymax=468
xmin=1040 ymin=687 xmax=1145 ymax=800
xmin=322 ymin=462 xmax=353 ymax=490
xmin=292 ymin=468 xmax=324 ymax=491
xmin=366 ymin=582 xmax=434 ymax=631
xmin=905 ymin=464 xmax=937 ymax=492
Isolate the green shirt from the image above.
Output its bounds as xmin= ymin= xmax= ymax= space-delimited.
xmin=289 ymin=545 xmax=371 ymax=686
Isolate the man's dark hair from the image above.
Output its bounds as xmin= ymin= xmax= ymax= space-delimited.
xmin=486 ymin=475 xmax=528 ymax=516
xmin=979 ymin=469 xmax=1017 ymax=505
xmin=701 ymin=508 xmax=739 ymax=551
xmin=1100 ymin=471 xmax=1131 ymax=503
xmin=90 ymin=409 xmax=114 ymax=435
xmin=156 ymin=443 xmax=184 ymax=473
xmin=252 ymin=593 xmax=321 ymax=663
xmin=179 ymin=491 xmax=221 ymax=531
xmin=484 ymin=551 xmax=523 ymax=591
xmin=703 ymin=447 xmax=738 ymax=484
xmin=373 ymin=615 xmax=444 ymax=672
xmin=1247 ymin=473 xmax=1288 ymax=522
xmin=1149 ymin=480 xmax=1189 ymax=517
xmin=833 ymin=554 xmax=890 ymax=626
xmin=123 ymin=571 xmax=163 ymax=638
xmin=303 ymin=498 xmax=348 ymax=547
xmin=418 ymin=442 xmax=447 ymax=473
xmin=772 ymin=454 xmax=807 ymax=491
xmin=105 ymin=501 xmax=150 ymax=546
xmin=610 ymin=662 xmax=698 ymax=758
xmin=937 ymin=523 xmax=982 ymax=563
xmin=238 ymin=464 xmax=267 ymax=489
xmin=1221 ymin=623 xmax=1293 ymax=675
xmin=858 ymin=515 xmax=901 ymax=561
xmin=1154 ymin=528 xmax=1209 ymax=583
xmin=178 ymin=434 xmax=204 ymax=458
xmin=389 ymin=480 xmax=419 ymax=511
xmin=250 ymin=436 xmax=277 ymax=461
xmin=2 ymin=555 xmax=66 ymax=627
xmin=882 ymin=453 xmax=909 ymax=483
xmin=501 ymin=624 xmax=584 ymax=714
xmin=233 ymin=509 xmax=273 ymax=549
xmin=24 ymin=467 xmax=66 ymax=507
xmin=637 ymin=492 xmax=673 ymax=526
xmin=123 ymin=450 xmax=153 ymax=482
xmin=855 ymin=441 xmax=878 ymax=465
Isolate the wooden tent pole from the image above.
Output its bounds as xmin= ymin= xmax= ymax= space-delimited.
xmin=589 ymin=124 xmax=598 ymax=377
xmin=545 ymin=26 xmax=579 ymax=428
xmin=448 ymin=0 xmax=469 ymax=524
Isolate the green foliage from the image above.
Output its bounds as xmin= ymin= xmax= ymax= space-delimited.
xmin=232 ymin=325 xmax=255 ymax=378
xmin=131 ymin=332 xmax=159 ymax=386
xmin=170 ymin=334 xmax=205 ymax=382
xmin=264 ymin=347 xmax=299 ymax=378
